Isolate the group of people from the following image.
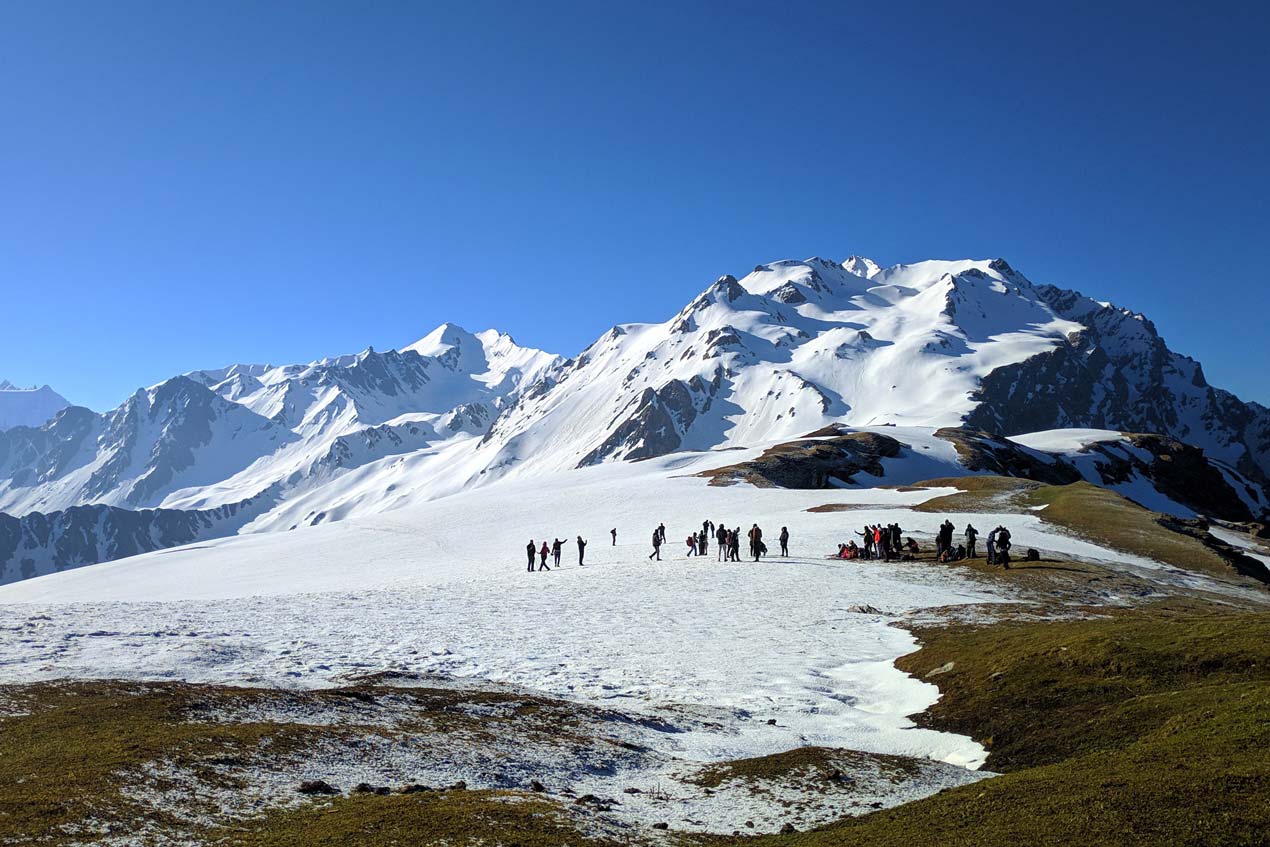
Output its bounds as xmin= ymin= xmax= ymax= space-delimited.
xmin=936 ymin=521 xmax=1012 ymax=567
xmin=526 ymin=518 xmax=1016 ymax=574
xmin=650 ymin=521 xmax=790 ymax=562
xmin=836 ymin=523 xmax=909 ymax=561
xmin=526 ymin=536 xmax=587 ymax=571
xmin=831 ymin=520 xmax=1016 ymax=569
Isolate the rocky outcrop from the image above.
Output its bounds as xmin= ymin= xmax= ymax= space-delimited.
xmin=933 ymin=427 xmax=1083 ymax=485
xmin=699 ymin=431 xmax=903 ymax=488
xmin=578 ymin=380 xmax=705 ymax=466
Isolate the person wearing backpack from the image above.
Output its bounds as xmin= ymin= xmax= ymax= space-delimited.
xmin=686 ymin=534 xmax=698 ymax=557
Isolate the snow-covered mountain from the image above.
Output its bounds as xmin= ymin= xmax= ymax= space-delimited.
xmin=0 ymin=381 xmax=70 ymax=431
xmin=467 ymin=257 xmax=1269 ymax=493
xmin=0 ymin=327 xmax=562 ymax=518
xmin=1 ymin=254 xmax=1266 ymax=583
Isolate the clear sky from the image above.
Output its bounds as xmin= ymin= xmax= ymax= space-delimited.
xmin=2 ymin=1 xmax=1267 ymax=411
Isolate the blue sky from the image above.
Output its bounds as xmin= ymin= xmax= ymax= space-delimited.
xmin=2 ymin=1 xmax=1267 ymax=411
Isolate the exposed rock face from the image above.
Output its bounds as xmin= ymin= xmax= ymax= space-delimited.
xmin=699 ymin=431 xmax=903 ymax=488
xmin=966 ymin=286 xmax=1270 ymax=496
xmin=579 ymin=379 xmax=706 ymax=466
xmin=933 ymin=428 xmax=1083 ymax=486
xmin=935 ymin=428 xmax=1261 ymax=521
xmin=0 ymin=494 xmax=269 ymax=585
xmin=1114 ymin=434 xmax=1257 ymax=521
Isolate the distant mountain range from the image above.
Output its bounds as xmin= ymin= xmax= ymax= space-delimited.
xmin=2 ymin=255 xmax=1266 ymax=583
xmin=0 ymin=381 xmax=69 ymax=431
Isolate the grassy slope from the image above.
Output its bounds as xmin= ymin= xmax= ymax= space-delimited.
xmin=912 ymin=476 xmax=1234 ymax=577
xmin=210 ymin=792 xmax=617 ymax=847
xmin=757 ymin=611 xmax=1270 ymax=847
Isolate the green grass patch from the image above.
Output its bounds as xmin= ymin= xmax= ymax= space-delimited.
xmin=689 ymin=746 xmax=922 ymax=789
xmin=0 ymin=682 xmax=324 ymax=844
xmin=1020 ymin=482 xmax=1232 ymax=577
xmin=751 ymin=610 xmax=1270 ymax=847
xmin=209 ymin=790 xmax=616 ymax=847
xmin=908 ymin=475 xmax=1037 ymax=513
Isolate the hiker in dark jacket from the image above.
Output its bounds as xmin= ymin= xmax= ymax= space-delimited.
xmin=730 ymin=528 xmax=742 ymax=562
xmin=965 ymin=524 xmax=979 ymax=558
xmin=656 ymin=523 xmax=666 ymax=545
xmin=939 ymin=520 xmax=955 ymax=557
xmin=577 ymin=536 xmax=587 ymax=565
xmin=527 ymin=540 xmax=537 ymax=572
xmin=538 ymin=541 xmax=550 ymax=570
xmin=716 ymin=525 xmax=728 ymax=561
xmin=996 ymin=526 xmax=1012 ymax=569
xmin=856 ymin=527 xmax=872 ymax=559
xmin=649 ymin=529 xmax=662 ymax=561
xmin=779 ymin=526 xmax=790 ymax=557
xmin=698 ymin=529 xmax=708 ymax=556
xmin=552 ymin=538 xmax=564 ymax=566
xmin=610 ymin=528 xmax=617 ymax=546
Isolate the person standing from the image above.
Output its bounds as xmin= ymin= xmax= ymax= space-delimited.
xmin=986 ymin=527 xmax=998 ymax=566
xmin=716 ymin=524 xmax=728 ymax=561
xmin=611 ymin=527 xmax=617 ymax=546
xmin=551 ymin=538 xmax=564 ymax=566
xmin=748 ymin=524 xmax=763 ymax=560
xmin=730 ymin=528 xmax=741 ymax=562
xmin=997 ymin=526 xmax=1012 ymax=569
xmin=698 ymin=529 xmax=708 ymax=557
xmin=577 ymin=535 xmax=587 ymax=565
xmin=779 ymin=526 xmax=790 ymax=557
xmin=965 ymin=524 xmax=979 ymax=558
xmin=649 ymin=529 xmax=662 ymax=561
xmin=526 ymin=540 xmax=537 ymax=572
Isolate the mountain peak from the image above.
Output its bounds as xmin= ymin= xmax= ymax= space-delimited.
xmin=404 ymin=322 xmax=480 ymax=358
xmin=842 ymin=256 xmax=883 ymax=278
xmin=0 ymin=381 xmax=73 ymax=431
